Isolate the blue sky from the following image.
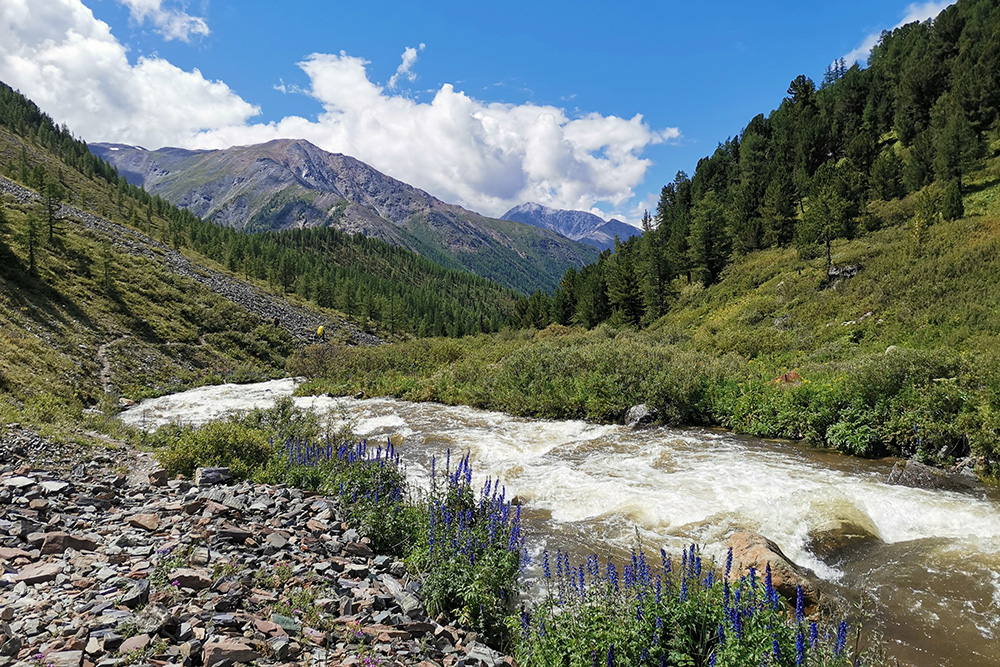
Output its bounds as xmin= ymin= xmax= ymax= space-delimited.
xmin=0 ymin=0 xmax=953 ymax=223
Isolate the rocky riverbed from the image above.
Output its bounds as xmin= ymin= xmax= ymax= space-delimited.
xmin=0 ymin=428 xmax=510 ymax=667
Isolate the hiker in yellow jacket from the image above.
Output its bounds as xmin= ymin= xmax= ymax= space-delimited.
xmin=316 ymin=325 xmax=325 ymax=341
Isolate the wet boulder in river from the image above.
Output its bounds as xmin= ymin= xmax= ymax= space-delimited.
xmin=886 ymin=459 xmax=976 ymax=492
xmin=727 ymin=530 xmax=825 ymax=615
xmin=625 ymin=404 xmax=658 ymax=429
xmin=806 ymin=500 xmax=883 ymax=563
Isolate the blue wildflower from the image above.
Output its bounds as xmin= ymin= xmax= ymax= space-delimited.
xmin=835 ymin=621 xmax=848 ymax=656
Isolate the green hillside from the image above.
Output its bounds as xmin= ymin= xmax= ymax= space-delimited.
xmin=516 ymin=0 xmax=1000 ymax=331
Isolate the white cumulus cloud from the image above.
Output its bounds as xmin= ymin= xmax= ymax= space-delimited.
xmin=115 ymin=0 xmax=209 ymax=42
xmin=844 ymin=1 xmax=955 ymax=66
xmin=0 ymin=0 xmax=677 ymax=220
xmin=388 ymin=43 xmax=425 ymax=90
xmin=0 ymin=0 xmax=258 ymax=147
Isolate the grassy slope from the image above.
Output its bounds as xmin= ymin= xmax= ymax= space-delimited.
xmin=295 ymin=157 xmax=1000 ymax=477
xmin=659 ymin=155 xmax=1000 ymax=360
xmin=0 ymin=127 xmax=350 ymax=437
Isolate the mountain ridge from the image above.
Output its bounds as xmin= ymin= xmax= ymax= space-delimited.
xmin=501 ymin=201 xmax=641 ymax=250
xmin=91 ymin=139 xmax=599 ymax=294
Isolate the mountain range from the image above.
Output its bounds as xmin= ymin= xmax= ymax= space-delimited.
xmin=500 ymin=202 xmax=641 ymax=251
xmin=91 ymin=140 xmax=598 ymax=294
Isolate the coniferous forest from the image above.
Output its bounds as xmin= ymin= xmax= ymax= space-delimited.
xmin=514 ymin=0 xmax=1000 ymax=329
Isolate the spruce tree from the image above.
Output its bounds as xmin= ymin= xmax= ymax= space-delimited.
xmin=941 ymin=179 xmax=964 ymax=220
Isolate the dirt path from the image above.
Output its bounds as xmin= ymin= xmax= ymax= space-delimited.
xmin=95 ymin=334 xmax=130 ymax=394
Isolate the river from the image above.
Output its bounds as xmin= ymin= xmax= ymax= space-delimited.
xmin=120 ymin=378 xmax=1000 ymax=666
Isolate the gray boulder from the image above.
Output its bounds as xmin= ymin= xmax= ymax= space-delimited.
xmin=625 ymin=404 xmax=658 ymax=429
xmin=886 ymin=459 xmax=976 ymax=492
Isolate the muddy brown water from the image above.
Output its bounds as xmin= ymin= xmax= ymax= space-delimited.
xmin=122 ymin=379 xmax=1000 ymax=666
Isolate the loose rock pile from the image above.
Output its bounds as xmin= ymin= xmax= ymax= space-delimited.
xmin=0 ymin=433 xmax=512 ymax=667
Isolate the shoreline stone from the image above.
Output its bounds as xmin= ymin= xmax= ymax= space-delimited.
xmin=0 ymin=430 xmax=513 ymax=667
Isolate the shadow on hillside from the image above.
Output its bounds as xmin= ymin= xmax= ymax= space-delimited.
xmin=964 ymin=175 xmax=1000 ymax=195
xmin=0 ymin=245 xmax=100 ymax=335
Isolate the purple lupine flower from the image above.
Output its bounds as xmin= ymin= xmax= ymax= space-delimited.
xmin=606 ymin=643 xmax=614 ymax=667
xmin=835 ymin=621 xmax=848 ymax=656
xmin=725 ymin=547 xmax=733 ymax=579
xmin=810 ymin=621 xmax=818 ymax=648
xmin=795 ymin=585 xmax=804 ymax=624
xmin=772 ymin=635 xmax=782 ymax=662
xmin=796 ymin=628 xmax=806 ymax=665
xmin=765 ymin=563 xmax=779 ymax=609
xmin=542 ymin=550 xmax=551 ymax=579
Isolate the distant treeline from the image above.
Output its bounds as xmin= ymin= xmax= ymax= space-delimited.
xmin=514 ymin=0 xmax=999 ymax=330
xmin=0 ymin=82 xmax=519 ymax=337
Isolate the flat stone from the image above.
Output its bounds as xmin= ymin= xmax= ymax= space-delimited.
xmin=216 ymin=523 xmax=251 ymax=543
xmin=43 ymin=650 xmax=83 ymax=667
xmin=0 ymin=636 xmax=22 ymax=657
xmin=194 ymin=468 xmax=232 ymax=487
xmin=179 ymin=639 xmax=202 ymax=658
xmin=0 ymin=547 xmax=32 ymax=561
xmin=1 ymin=476 xmax=36 ymax=490
xmin=344 ymin=542 xmax=374 ymax=558
xmin=15 ymin=561 xmax=63 ymax=584
xmin=41 ymin=532 xmax=100 ymax=554
xmin=127 ymin=514 xmax=160 ymax=531
xmin=466 ymin=642 xmax=505 ymax=666
xmin=265 ymin=532 xmax=288 ymax=549
xmin=118 ymin=634 xmax=150 ymax=653
xmin=268 ymin=636 xmax=290 ymax=660
xmin=201 ymin=637 xmax=259 ymax=667
xmin=120 ymin=579 xmax=149 ymax=609
xmin=271 ymin=614 xmax=301 ymax=634
xmin=252 ymin=619 xmax=285 ymax=636
xmin=135 ymin=604 xmax=174 ymax=634
xmin=147 ymin=470 xmax=169 ymax=487
xmin=169 ymin=568 xmax=212 ymax=590
xmin=39 ymin=481 xmax=70 ymax=495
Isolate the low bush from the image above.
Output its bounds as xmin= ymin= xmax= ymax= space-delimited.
xmin=296 ymin=333 xmax=1000 ymax=476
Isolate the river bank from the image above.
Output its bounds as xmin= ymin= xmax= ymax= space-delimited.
xmin=0 ymin=425 xmax=511 ymax=667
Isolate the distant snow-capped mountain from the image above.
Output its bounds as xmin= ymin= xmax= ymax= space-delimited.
xmin=501 ymin=202 xmax=640 ymax=251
